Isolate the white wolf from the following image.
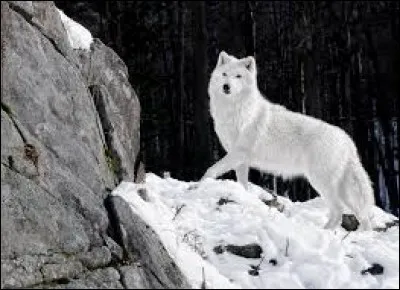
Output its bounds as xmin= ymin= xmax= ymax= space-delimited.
xmin=202 ymin=51 xmax=375 ymax=230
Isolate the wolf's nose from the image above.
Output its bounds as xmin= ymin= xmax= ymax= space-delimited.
xmin=223 ymin=84 xmax=230 ymax=92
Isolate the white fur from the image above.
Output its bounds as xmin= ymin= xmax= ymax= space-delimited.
xmin=202 ymin=51 xmax=375 ymax=231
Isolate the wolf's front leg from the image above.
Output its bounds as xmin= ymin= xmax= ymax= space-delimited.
xmin=236 ymin=164 xmax=249 ymax=190
xmin=201 ymin=151 xmax=244 ymax=181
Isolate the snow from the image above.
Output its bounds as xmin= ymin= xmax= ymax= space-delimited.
xmin=112 ymin=173 xmax=399 ymax=289
xmin=57 ymin=9 xmax=93 ymax=50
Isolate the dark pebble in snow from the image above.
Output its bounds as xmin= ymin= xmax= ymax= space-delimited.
xmin=217 ymin=197 xmax=236 ymax=206
xmin=269 ymin=259 xmax=277 ymax=266
xmin=213 ymin=245 xmax=225 ymax=255
xmin=261 ymin=198 xmax=284 ymax=212
xmin=137 ymin=188 xmax=150 ymax=201
xmin=226 ymin=243 xmax=263 ymax=259
xmin=248 ymin=268 xmax=259 ymax=276
xmin=341 ymin=214 xmax=359 ymax=231
xmin=361 ymin=263 xmax=384 ymax=275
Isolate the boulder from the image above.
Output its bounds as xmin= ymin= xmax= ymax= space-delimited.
xmin=1 ymin=1 xmax=187 ymax=288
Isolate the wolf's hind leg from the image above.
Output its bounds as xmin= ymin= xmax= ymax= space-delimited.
xmin=324 ymin=207 xmax=342 ymax=229
xmin=338 ymin=168 xmax=373 ymax=231
xmin=313 ymin=181 xmax=344 ymax=229
xmin=236 ymin=164 xmax=249 ymax=190
xmin=309 ymin=176 xmax=344 ymax=230
xmin=323 ymin=196 xmax=344 ymax=229
xmin=340 ymin=190 xmax=372 ymax=231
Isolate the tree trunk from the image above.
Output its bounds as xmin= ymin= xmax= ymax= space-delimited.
xmin=364 ymin=24 xmax=399 ymax=216
xmin=192 ymin=1 xmax=210 ymax=178
xmin=171 ymin=1 xmax=186 ymax=179
xmin=244 ymin=1 xmax=256 ymax=57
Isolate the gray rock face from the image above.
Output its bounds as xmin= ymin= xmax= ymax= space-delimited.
xmin=108 ymin=196 xmax=191 ymax=289
xmin=1 ymin=1 xmax=188 ymax=288
xmin=7 ymin=1 xmax=34 ymax=17
xmin=8 ymin=1 xmax=76 ymax=63
xmin=119 ymin=265 xmax=151 ymax=289
xmin=77 ymin=38 xmax=141 ymax=182
xmin=51 ymin=267 xmax=124 ymax=289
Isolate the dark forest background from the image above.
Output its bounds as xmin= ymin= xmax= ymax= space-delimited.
xmin=55 ymin=1 xmax=399 ymax=217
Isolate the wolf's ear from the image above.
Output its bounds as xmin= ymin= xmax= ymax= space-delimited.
xmin=217 ymin=51 xmax=233 ymax=66
xmin=241 ymin=56 xmax=256 ymax=73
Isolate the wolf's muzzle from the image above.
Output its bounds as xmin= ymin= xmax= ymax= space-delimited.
xmin=223 ymin=84 xmax=230 ymax=94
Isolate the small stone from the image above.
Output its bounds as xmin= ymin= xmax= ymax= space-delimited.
xmin=361 ymin=263 xmax=384 ymax=276
xmin=341 ymin=214 xmax=359 ymax=231
xmin=226 ymin=243 xmax=263 ymax=259
xmin=261 ymin=198 xmax=284 ymax=212
xmin=213 ymin=245 xmax=225 ymax=255
xmin=137 ymin=188 xmax=149 ymax=202
xmin=217 ymin=197 xmax=236 ymax=206
xmin=248 ymin=268 xmax=259 ymax=276
xmin=269 ymin=259 xmax=277 ymax=266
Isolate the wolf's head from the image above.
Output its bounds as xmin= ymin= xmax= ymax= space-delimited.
xmin=209 ymin=51 xmax=257 ymax=99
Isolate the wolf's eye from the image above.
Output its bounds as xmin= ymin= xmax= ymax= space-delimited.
xmin=222 ymin=72 xmax=227 ymax=76
xmin=236 ymin=74 xmax=242 ymax=78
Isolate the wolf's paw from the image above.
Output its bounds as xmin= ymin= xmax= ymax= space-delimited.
xmin=323 ymin=224 xmax=335 ymax=230
xmin=323 ymin=220 xmax=340 ymax=230
xmin=187 ymin=184 xmax=199 ymax=190
xmin=238 ymin=182 xmax=249 ymax=191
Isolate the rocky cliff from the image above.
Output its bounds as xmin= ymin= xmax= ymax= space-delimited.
xmin=1 ymin=1 xmax=189 ymax=288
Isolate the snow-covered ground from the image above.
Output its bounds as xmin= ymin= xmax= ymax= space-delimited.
xmin=112 ymin=173 xmax=399 ymax=289
xmin=58 ymin=9 xmax=93 ymax=50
